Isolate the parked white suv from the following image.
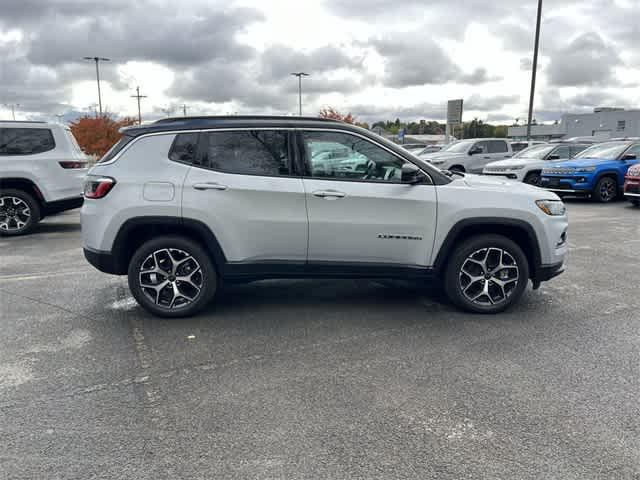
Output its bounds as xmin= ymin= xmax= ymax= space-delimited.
xmin=483 ymin=143 xmax=590 ymax=186
xmin=0 ymin=121 xmax=88 ymax=235
xmin=421 ymin=138 xmax=513 ymax=173
xmin=81 ymin=116 xmax=568 ymax=317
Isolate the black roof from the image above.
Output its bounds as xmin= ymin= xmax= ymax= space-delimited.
xmin=122 ymin=115 xmax=344 ymax=137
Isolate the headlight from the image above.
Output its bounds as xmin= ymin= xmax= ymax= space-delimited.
xmin=536 ymin=199 xmax=566 ymax=216
xmin=574 ymin=166 xmax=596 ymax=173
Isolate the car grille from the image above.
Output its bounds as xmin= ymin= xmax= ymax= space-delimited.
xmin=544 ymin=167 xmax=574 ymax=175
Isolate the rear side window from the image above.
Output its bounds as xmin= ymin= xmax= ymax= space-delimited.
xmin=98 ymin=135 xmax=134 ymax=163
xmin=0 ymin=128 xmax=55 ymax=155
xmin=200 ymin=130 xmax=290 ymax=176
xmin=169 ymin=133 xmax=199 ymax=164
xmin=488 ymin=140 xmax=508 ymax=153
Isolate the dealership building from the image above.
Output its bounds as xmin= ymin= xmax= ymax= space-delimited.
xmin=508 ymin=108 xmax=640 ymax=141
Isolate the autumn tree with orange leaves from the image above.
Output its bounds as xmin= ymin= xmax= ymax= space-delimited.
xmin=70 ymin=115 xmax=137 ymax=158
xmin=318 ymin=107 xmax=356 ymax=124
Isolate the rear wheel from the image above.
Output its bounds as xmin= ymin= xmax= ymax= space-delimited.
xmin=523 ymin=171 xmax=542 ymax=186
xmin=630 ymin=199 xmax=640 ymax=207
xmin=444 ymin=234 xmax=529 ymax=314
xmin=0 ymin=189 xmax=41 ymax=236
xmin=128 ymin=236 xmax=217 ymax=318
xmin=593 ymin=176 xmax=618 ymax=203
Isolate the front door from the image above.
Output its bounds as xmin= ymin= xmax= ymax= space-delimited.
xmin=298 ymin=130 xmax=437 ymax=266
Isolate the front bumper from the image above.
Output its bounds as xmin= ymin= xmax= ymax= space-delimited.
xmin=624 ymin=177 xmax=640 ymax=198
xmin=540 ymin=174 xmax=593 ymax=194
xmin=483 ymin=171 xmax=521 ymax=180
xmin=532 ymin=262 xmax=564 ymax=289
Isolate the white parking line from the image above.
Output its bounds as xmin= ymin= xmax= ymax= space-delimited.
xmin=0 ymin=269 xmax=93 ymax=282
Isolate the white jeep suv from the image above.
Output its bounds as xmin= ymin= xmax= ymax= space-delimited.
xmin=420 ymin=138 xmax=512 ymax=173
xmin=0 ymin=121 xmax=88 ymax=235
xmin=483 ymin=142 xmax=590 ymax=186
xmin=81 ymin=116 xmax=568 ymax=317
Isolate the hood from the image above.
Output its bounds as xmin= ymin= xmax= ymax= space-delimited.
xmin=549 ymin=158 xmax=612 ymax=168
xmin=485 ymin=158 xmax=534 ymax=168
xmin=453 ymin=173 xmax=558 ymax=199
xmin=422 ymin=151 xmax=465 ymax=161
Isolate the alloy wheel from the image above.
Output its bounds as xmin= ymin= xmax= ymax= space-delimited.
xmin=139 ymin=248 xmax=203 ymax=309
xmin=0 ymin=196 xmax=31 ymax=233
xmin=458 ymin=247 xmax=519 ymax=306
xmin=599 ymin=179 xmax=616 ymax=201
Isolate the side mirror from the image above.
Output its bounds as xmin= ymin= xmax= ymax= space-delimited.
xmin=401 ymin=163 xmax=424 ymax=184
xmin=469 ymin=146 xmax=482 ymax=155
xmin=547 ymin=154 xmax=561 ymax=160
xmin=622 ymin=153 xmax=637 ymax=160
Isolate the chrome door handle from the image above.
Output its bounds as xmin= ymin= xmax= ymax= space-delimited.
xmin=312 ymin=190 xmax=346 ymax=198
xmin=193 ymin=183 xmax=228 ymax=191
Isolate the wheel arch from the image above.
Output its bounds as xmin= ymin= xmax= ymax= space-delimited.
xmin=0 ymin=178 xmax=45 ymax=205
xmin=110 ymin=216 xmax=227 ymax=275
xmin=434 ymin=218 xmax=542 ymax=280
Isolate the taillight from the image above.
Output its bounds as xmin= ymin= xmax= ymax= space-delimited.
xmin=59 ymin=161 xmax=88 ymax=169
xmin=84 ymin=176 xmax=116 ymax=199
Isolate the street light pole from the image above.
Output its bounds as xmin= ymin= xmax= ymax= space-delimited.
xmin=83 ymin=56 xmax=111 ymax=116
xmin=4 ymin=103 xmax=19 ymax=120
xmin=290 ymin=72 xmax=309 ymax=116
xmin=130 ymin=86 xmax=147 ymax=124
xmin=526 ymin=0 xmax=543 ymax=142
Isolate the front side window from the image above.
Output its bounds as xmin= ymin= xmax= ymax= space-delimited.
xmin=0 ymin=128 xmax=55 ymax=155
xmin=488 ymin=140 xmax=508 ymax=153
xmin=302 ymin=131 xmax=405 ymax=182
xmin=473 ymin=142 xmax=489 ymax=154
xmin=201 ymin=130 xmax=290 ymax=176
xmin=569 ymin=145 xmax=588 ymax=157
xmin=169 ymin=133 xmax=199 ymax=164
xmin=623 ymin=144 xmax=640 ymax=158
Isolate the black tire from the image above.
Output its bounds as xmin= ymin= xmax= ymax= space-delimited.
xmin=0 ymin=188 xmax=41 ymax=236
xmin=128 ymin=236 xmax=217 ymax=318
xmin=593 ymin=176 xmax=618 ymax=203
xmin=631 ymin=199 xmax=640 ymax=207
xmin=444 ymin=234 xmax=530 ymax=314
xmin=523 ymin=171 xmax=542 ymax=186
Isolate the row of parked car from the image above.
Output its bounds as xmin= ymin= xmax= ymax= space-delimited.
xmin=402 ymin=137 xmax=640 ymax=204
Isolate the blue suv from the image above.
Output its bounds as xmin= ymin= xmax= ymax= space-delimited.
xmin=540 ymin=141 xmax=640 ymax=202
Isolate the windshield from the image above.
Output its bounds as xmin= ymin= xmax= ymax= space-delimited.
xmin=441 ymin=140 xmax=475 ymax=153
xmin=513 ymin=144 xmax=555 ymax=159
xmin=574 ymin=142 xmax=628 ymax=160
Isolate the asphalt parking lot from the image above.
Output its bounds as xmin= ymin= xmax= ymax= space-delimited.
xmin=1 ymin=201 xmax=639 ymax=479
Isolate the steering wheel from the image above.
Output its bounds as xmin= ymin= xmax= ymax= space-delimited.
xmin=362 ymin=160 xmax=377 ymax=180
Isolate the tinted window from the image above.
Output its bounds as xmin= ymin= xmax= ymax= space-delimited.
xmin=201 ymin=130 xmax=290 ymax=176
xmin=98 ymin=135 xmax=134 ymax=163
xmin=549 ymin=146 xmax=570 ymax=159
xmin=169 ymin=133 xmax=199 ymax=164
xmin=488 ymin=140 xmax=508 ymax=153
xmin=569 ymin=145 xmax=588 ymax=157
xmin=473 ymin=142 xmax=488 ymax=154
xmin=0 ymin=128 xmax=55 ymax=155
xmin=302 ymin=131 xmax=405 ymax=182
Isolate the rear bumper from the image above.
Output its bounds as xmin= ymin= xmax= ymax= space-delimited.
xmin=43 ymin=195 xmax=84 ymax=216
xmin=84 ymin=247 xmax=123 ymax=275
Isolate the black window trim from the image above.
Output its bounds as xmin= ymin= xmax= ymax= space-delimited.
xmin=0 ymin=127 xmax=56 ymax=156
xmin=168 ymin=132 xmax=200 ymax=166
xmin=295 ymin=128 xmax=434 ymax=186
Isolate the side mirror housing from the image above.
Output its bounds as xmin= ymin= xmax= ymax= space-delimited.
xmin=469 ymin=146 xmax=482 ymax=155
xmin=622 ymin=153 xmax=637 ymax=160
xmin=547 ymin=154 xmax=561 ymax=160
xmin=401 ymin=163 xmax=425 ymax=184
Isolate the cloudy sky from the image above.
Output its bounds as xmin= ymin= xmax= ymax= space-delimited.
xmin=1 ymin=0 xmax=638 ymax=125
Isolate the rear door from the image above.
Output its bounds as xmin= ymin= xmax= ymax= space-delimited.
xmin=181 ymin=129 xmax=308 ymax=263
xmin=298 ymin=129 xmax=437 ymax=266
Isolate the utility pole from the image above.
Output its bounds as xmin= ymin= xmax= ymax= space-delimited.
xmin=290 ymin=72 xmax=310 ymax=116
xmin=161 ymin=106 xmax=174 ymax=118
xmin=130 ymin=86 xmax=147 ymax=124
xmin=181 ymin=104 xmax=188 ymax=116
xmin=526 ymin=0 xmax=543 ymax=141
xmin=83 ymin=56 xmax=111 ymax=116
xmin=4 ymin=103 xmax=19 ymax=120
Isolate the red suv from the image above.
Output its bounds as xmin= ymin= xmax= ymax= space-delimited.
xmin=624 ymin=164 xmax=640 ymax=206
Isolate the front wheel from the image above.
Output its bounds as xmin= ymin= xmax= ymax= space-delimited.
xmin=523 ymin=172 xmax=542 ymax=186
xmin=593 ymin=177 xmax=618 ymax=203
xmin=630 ymin=199 xmax=640 ymax=207
xmin=444 ymin=234 xmax=530 ymax=314
xmin=128 ymin=236 xmax=217 ymax=318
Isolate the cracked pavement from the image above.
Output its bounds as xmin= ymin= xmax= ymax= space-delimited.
xmin=1 ymin=202 xmax=639 ymax=479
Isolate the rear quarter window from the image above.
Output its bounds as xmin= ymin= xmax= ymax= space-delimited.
xmin=488 ymin=140 xmax=508 ymax=153
xmin=0 ymin=128 xmax=56 ymax=155
xmin=169 ymin=133 xmax=199 ymax=164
